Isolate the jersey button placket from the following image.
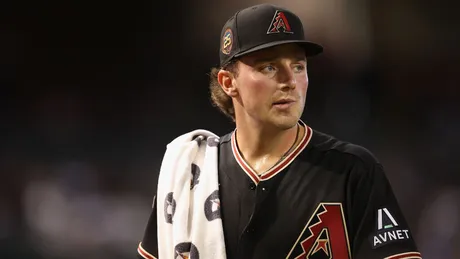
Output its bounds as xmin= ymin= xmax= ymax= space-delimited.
xmin=249 ymin=182 xmax=256 ymax=190
xmin=246 ymin=227 xmax=254 ymax=233
xmin=255 ymin=182 xmax=269 ymax=207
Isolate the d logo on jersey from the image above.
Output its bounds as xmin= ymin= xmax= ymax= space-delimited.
xmin=204 ymin=190 xmax=221 ymax=221
xmin=174 ymin=242 xmax=199 ymax=259
xmin=164 ymin=192 xmax=176 ymax=224
xmin=286 ymin=203 xmax=351 ymax=259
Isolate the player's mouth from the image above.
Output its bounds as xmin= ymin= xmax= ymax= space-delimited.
xmin=273 ymin=98 xmax=296 ymax=109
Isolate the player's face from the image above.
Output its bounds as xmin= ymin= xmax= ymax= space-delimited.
xmin=233 ymin=43 xmax=308 ymax=129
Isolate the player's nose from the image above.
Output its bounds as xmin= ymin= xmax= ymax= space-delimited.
xmin=277 ymin=65 xmax=297 ymax=90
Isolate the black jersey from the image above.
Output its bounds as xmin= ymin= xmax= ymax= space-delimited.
xmin=137 ymin=123 xmax=421 ymax=259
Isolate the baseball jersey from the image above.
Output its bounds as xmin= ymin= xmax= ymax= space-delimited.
xmin=137 ymin=123 xmax=421 ymax=259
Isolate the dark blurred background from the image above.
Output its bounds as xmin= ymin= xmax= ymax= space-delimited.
xmin=1 ymin=0 xmax=459 ymax=258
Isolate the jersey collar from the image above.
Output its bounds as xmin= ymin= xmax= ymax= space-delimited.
xmin=231 ymin=120 xmax=312 ymax=185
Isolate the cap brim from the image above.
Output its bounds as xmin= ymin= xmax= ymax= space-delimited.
xmin=234 ymin=40 xmax=323 ymax=58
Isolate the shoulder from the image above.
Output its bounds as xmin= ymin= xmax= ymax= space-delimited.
xmin=305 ymin=128 xmax=389 ymax=186
xmin=307 ymin=128 xmax=381 ymax=170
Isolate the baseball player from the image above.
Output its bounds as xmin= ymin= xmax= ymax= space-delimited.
xmin=137 ymin=3 xmax=422 ymax=259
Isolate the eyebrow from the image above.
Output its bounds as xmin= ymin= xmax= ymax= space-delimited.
xmin=253 ymin=55 xmax=306 ymax=64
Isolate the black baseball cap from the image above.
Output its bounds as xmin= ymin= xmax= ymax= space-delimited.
xmin=219 ymin=4 xmax=323 ymax=67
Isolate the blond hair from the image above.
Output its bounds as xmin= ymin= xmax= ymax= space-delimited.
xmin=208 ymin=61 xmax=238 ymax=121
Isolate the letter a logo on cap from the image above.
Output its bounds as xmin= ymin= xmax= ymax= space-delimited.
xmin=267 ymin=10 xmax=293 ymax=34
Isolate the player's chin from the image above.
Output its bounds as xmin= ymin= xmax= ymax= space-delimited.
xmin=270 ymin=113 xmax=301 ymax=129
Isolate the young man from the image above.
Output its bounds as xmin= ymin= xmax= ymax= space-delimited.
xmin=137 ymin=3 xmax=422 ymax=259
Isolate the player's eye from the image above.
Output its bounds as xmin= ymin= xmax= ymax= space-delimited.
xmin=260 ymin=64 xmax=277 ymax=73
xmin=293 ymin=63 xmax=306 ymax=73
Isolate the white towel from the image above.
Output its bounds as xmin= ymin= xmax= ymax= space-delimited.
xmin=156 ymin=129 xmax=227 ymax=259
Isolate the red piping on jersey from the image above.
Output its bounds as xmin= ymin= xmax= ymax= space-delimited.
xmin=231 ymin=121 xmax=312 ymax=185
xmin=138 ymin=242 xmax=157 ymax=259
xmin=384 ymin=252 xmax=422 ymax=259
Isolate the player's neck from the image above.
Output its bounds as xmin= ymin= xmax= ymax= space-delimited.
xmin=234 ymin=120 xmax=302 ymax=164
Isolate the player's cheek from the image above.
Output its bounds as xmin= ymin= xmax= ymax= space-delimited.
xmin=249 ymin=81 xmax=271 ymax=105
xmin=295 ymin=73 xmax=308 ymax=88
xmin=249 ymin=78 xmax=269 ymax=92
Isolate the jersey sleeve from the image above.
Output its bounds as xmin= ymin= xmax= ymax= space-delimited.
xmin=347 ymin=161 xmax=422 ymax=259
xmin=137 ymin=195 xmax=159 ymax=259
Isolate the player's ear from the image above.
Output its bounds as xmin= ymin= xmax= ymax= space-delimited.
xmin=218 ymin=69 xmax=238 ymax=97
